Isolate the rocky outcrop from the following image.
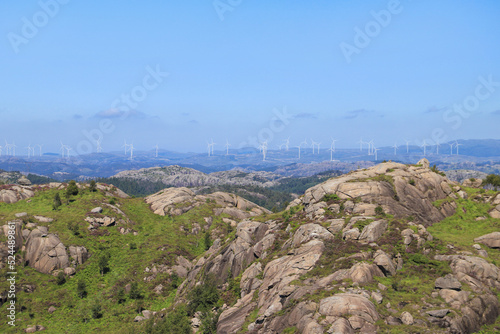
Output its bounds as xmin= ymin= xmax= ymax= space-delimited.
xmin=190 ymin=220 xmax=275 ymax=287
xmin=298 ymin=161 xmax=456 ymax=225
xmin=434 ymin=254 xmax=500 ymax=332
xmin=145 ymin=188 xmax=270 ymax=219
xmin=488 ymin=205 xmax=500 ymax=219
xmin=24 ymin=228 xmax=69 ymax=274
xmin=0 ymin=185 xmax=35 ymax=203
xmin=68 ymin=246 xmax=89 ymax=265
xmin=319 ymin=294 xmax=379 ymax=332
xmin=113 ymin=165 xmax=283 ymax=188
xmin=474 ymin=232 xmax=500 ymax=249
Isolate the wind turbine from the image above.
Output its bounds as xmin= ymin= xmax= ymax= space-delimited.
xmin=11 ymin=142 xmax=16 ymax=156
xmin=455 ymin=141 xmax=462 ymax=155
xmin=122 ymin=140 xmax=131 ymax=156
xmin=129 ymin=143 xmax=134 ymax=160
xmin=421 ymin=140 xmax=428 ymax=156
xmin=285 ymin=137 xmax=290 ymax=151
xmin=225 ymin=140 xmax=231 ymax=156
xmin=37 ymin=144 xmax=43 ymax=156
xmin=329 ymin=146 xmax=335 ymax=161
xmin=330 ymin=138 xmax=337 ymax=151
xmin=154 ymin=144 xmax=159 ymax=158
xmin=60 ymin=142 xmax=66 ymax=158
xmin=404 ymin=140 xmax=410 ymax=154
xmin=368 ymin=140 xmax=374 ymax=155
xmin=210 ymin=139 xmax=216 ymax=156
xmin=26 ymin=144 xmax=32 ymax=158
xmin=316 ymin=142 xmax=321 ymax=154
xmin=449 ymin=142 xmax=455 ymax=155
xmin=65 ymin=146 xmax=72 ymax=157
xmin=259 ymin=141 xmax=268 ymax=161
xmin=310 ymin=139 xmax=317 ymax=154
xmin=393 ymin=143 xmax=398 ymax=155
xmin=435 ymin=141 xmax=440 ymax=155
xmin=206 ymin=141 xmax=212 ymax=157
xmin=329 ymin=139 xmax=337 ymax=162
xmin=296 ymin=145 xmax=302 ymax=159
xmin=374 ymin=147 xmax=380 ymax=161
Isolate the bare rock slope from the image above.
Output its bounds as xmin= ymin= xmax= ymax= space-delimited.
xmin=169 ymin=160 xmax=500 ymax=333
xmin=145 ymin=187 xmax=271 ymax=219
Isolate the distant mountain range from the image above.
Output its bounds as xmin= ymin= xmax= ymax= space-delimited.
xmin=0 ymin=139 xmax=499 ymax=180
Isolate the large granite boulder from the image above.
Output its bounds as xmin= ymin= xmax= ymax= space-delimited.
xmin=24 ymin=228 xmax=69 ymax=274
xmin=145 ymin=187 xmax=270 ymax=219
xmin=475 ymin=232 xmax=500 ymax=248
xmin=299 ymin=162 xmax=456 ymax=225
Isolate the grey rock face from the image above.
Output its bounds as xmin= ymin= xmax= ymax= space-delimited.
xmin=24 ymin=228 xmax=69 ymax=274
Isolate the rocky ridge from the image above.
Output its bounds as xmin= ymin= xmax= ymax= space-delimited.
xmin=165 ymin=160 xmax=500 ymax=333
xmin=145 ymin=187 xmax=271 ymax=219
xmin=113 ymin=165 xmax=283 ymax=188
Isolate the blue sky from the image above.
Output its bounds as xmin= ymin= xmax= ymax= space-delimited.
xmin=1 ymin=0 xmax=499 ymax=154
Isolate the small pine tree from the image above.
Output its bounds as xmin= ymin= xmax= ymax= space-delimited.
xmin=68 ymin=222 xmax=80 ymax=236
xmin=129 ymin=282 xmax=141 ymax=300
xmin=53 ymin=193 xmax=62 ymax=210
xmin=66 ymin=180 xmax=79 ymax=199
xmin=117 ymin=288 xmax=126 ymax=304
xmin=56 ymin=271 xmax=66 ymax=285
xmin=204 ymin=232 xmax=212 ymax=251
xmin=98 ymin=252 xmax=110 ymax=276
xmin=77 ymin=280 xmax=87 ymax=298
xmin=89 ymin=180 xmax=97 ymax=192
xmin=91 ymin=301 xmax=103 ymax=319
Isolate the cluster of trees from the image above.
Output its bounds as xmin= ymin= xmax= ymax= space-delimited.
xmin=27 ymin=173 xmax=57 ymax=184
xmin=483 ymin=174 xmax=500 ymax=190
xmin=145 ymin=275 xmax=220 ymax=334
xmin=96 ymin=177 xmax=168 ymax=197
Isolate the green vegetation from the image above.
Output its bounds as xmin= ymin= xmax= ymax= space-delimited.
xmin=96 ymin=177 xmax=170 ymax=197
xmin=0 ymin=181 xmax=229 ymax=333
xmin=428 ymin=191 xmax=500 ymax=259
xmin=66 ymin=180 xmax=79 ymax=197
xmin=145 ymin=304 xmax=192 ymax=334
xmin=77 ymin=279 xmax=88 ymax=298
xmin=27 ymin=173 xmax=58 ymax=184
xmin=89 ymin=180 xmax=97 ymax=192
xmin=483 ymin=174 xmax=500 ymax=189
xmin=52 ymin=192 xmax=62 ymax=210
xmin=431 ymin=164 xmax=446 ymax=176
xmin=129 ymin=282 xmax=142 ymax=300
xmin=321 ymin=193 xmax=340 ymax=202
xmin=187 ymin=274 xmax=220 ymax=316
xmin=98 ymin=251 xmax=111 ymax=276
xmin=375 ymin=205 xmax=385 ymax=216
xmin=56 ymin=271 xmax=66 ymax=285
